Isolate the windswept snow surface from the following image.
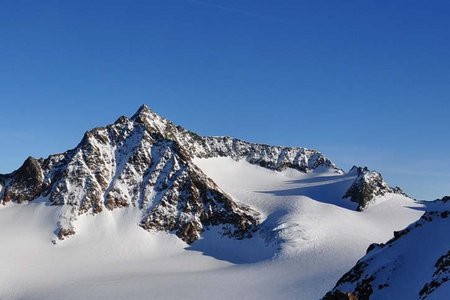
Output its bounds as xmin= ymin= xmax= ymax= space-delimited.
xmin=0 ymin=158 xmax=424 ymax=300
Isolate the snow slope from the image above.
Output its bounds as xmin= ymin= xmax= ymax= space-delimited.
xmin=194 ymin=158 xmax=425 ymax=295
xmin=0 ymin=157 xmax=424 ymax=300
xmin=324 ymin=198 xmax=450 ymax=300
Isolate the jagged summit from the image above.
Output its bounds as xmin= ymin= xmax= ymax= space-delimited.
xmin=129 ymin=104 xmax=173 ymax=137
xmin=133 ymin=103 xmax=152 ymax=116
xmin=131 ymin=104 xmax=166 ymax=124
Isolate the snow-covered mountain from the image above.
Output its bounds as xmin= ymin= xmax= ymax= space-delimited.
xmin=0 ymin=105 xmax=442 ymax=300
xmin=324 ymin=196 xmax=449 ymax=300
xmin=0 ymin=105 xmax=343 ymax=243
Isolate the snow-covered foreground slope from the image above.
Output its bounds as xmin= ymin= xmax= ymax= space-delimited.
xmin=0 ymin=157 xmax=424 ymax=300
xmin=0 ymin=201 xmax=270 ymax=300
xmin=324 ymin=198 xmax=450 ymax=300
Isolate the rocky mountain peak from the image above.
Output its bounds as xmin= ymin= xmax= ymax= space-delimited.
xmin=347 ymin=166 xmax=369 ymax=176
xmin=16 ymin=156 xmax=43 ymax=182
xmin=130 ymin=104 xmax=173 ymax=137
xmin=343 ymin=166 xmax=406 ymax=211
xmin=1 ymin=156 xmax=44 ymax=203
xmin=134 ymin=103 xmax=152 ymax=115
xmin=131 ymin=104 xmax=157 ymax=122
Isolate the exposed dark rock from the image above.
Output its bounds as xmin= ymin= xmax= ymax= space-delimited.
xmin=1 ymin=157 xmax=44 ymax=204
xmin=366 ymin=243 xmax=381 ymax=254
xmin=343 ymin=166 xmax=405 ymax=210
xmin=57 ymin=227 xmax=76 ymax=240
xmin=335 ymin=261 xmax=369 ymax=286
xmin=419 ymin=250 xmax=450 ymax=299
xmin=0 ymin=175 xmax=5 ymax=201
xmin=323 ymin=290 xmax=359 ymax=300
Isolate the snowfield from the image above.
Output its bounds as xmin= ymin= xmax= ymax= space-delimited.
xmin=0 ymin=157 xmax=424 ymax=300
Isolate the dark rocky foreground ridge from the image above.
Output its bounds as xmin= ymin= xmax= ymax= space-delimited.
xmin=323 ymin=196 xmax=450 ymax=300
xmin=0 ymin=105 xmax=403 ymax=243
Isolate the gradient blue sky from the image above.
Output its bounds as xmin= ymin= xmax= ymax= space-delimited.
xmin=1 ymin=0 xmax=449 ymax=200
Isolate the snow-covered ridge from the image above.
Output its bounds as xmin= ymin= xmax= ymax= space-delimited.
xmin=323 ymin=196 xmax=450 ymax=300
xmin=131 ymin=104 xmax=343 ymax=173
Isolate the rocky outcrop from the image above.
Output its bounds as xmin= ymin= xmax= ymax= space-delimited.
xmin=4 ymin=104 xmax=340 ymax=243
xmin=323 ymin=261 xmax=375 ymax=300
xmin=323 ymin=290 xmax=359 ymax=300
xmin=419 ymin=250 xmax=450 ymax=299
xmin=324 ymin=197 xmax=450 ymax=300
xmin=0 ymin=176 xmax=4 ymax=200
xmin=343 ymin=166 xmax=406 ymax=211
xmin=1 ymin=157 xmax=44 ymax=203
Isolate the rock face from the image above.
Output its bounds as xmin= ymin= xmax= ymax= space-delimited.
xmin=0 ymin=105 xmax=339 ymax=243
xmin=343 ymin=166 xmax=406 ymax=211
xmin=419 ymin=250 xmax=450 ymax=299
xmin=1 ymin=157 xmax=44 ymax=204
xmin=323 ymin=197 xmax=450 ymax=300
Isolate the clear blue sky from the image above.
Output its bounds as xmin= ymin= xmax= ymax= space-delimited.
xmin=1 ymin=0 xmax=449 ymax=200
